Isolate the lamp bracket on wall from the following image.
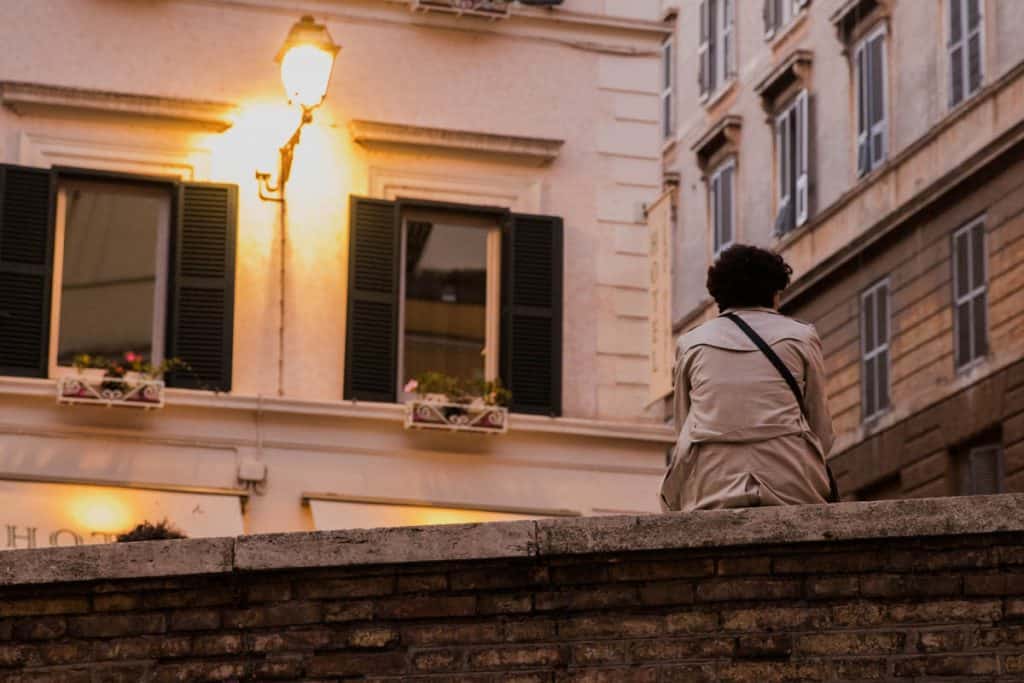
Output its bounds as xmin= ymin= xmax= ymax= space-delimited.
xmin=256 ymin=106 xmax=315 ymax=203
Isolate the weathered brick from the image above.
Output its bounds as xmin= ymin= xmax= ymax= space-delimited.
xmin=93 ymin=635 xmax=191 ymax=660
xmin=348 ymin=625 xmax=399 ymax=649
xmin=324 ymin=600 xmax=374 ymax=622
xmin=558 ymin=615 xmax=663 ymax=639
xmin=773 ymin=552 xmax=887 ymax=575
xmin=295 ymin=576 xmax=395 ymax=599
xmin=696 ymin=579 xmax=802 ymax=603
xmin=554 ymin=668 xmax=657 ymax=683
xmin=253 ymin=654 xmax=305 ymax=679
xmin=964 ymin=572 xmax=1024 ymax=595
xmin=308 ymin=651 xmax=407 ymax=677
xmin=0 ymin=597 xmax=89 ymax=618
xmin=222 ymin=601 xmax=321 ymax=628
xmin=412 ymin=648 xmax=462 ymax=672
xmin=916 ymin=629 xmax=967 ymax=652
xmin=92 ymin=593 xmax=141 ymax=612
xmin=192 ymin=633 xmax=243 ymax=656
xmin=665 ymin=610 xmax=720 ymax=634
xmin=716 ymin=661 xmax=831 ymax=683
xmin=832 ymin=600 xmax=1001 ymax=626
xmin=0 ymin=644 xmax=24 ymax=667
xmin=535 ymin=586 xmax=637 ymax=611
xmin=0 ymin=620 xmax=11 ymax=641
xmin=571 ymin=641 xmax=627 ymax=665
xmin=805 ymin=576 xmax=859 ymax=599
xmin=637 ymin=580 xmax=695 ymax=607
xmin=548 ymin=564 xmax=609 ymax=585
xmin=451 ymin=565 xmax=548 ymax=590
xmin=735 ymin=634 xmax=792 ymax=659
xmin=831 ymin=658 xmax=889 ymax=680
xmin=67 ymin=613 xmax=165 ymax=638
xmin=248 ymin=627 xmax=331 ymax=653
xmin=141 ymin=588 xmax=237 ymax=609
xmin=892 ymin=654 xmax=998 ymax=677
xmin=14 ymin=668 xmax=91 ymax=683
xmin=504 ymin=618 xmax=556 ymax=642
xmin=716 ymin=557 xmax=772 ymax=576
xmin=12 ymin=617 xmax=66 ymax=640
xmin=630 ymin=637 xmax=734 ymax=661
xmin=659 ymin=664 xmax=718 ymax=682
xmin=151 ymin=661 xmax=248 ymax=683
xmin=377 ymin=595 xmax=476 ymax=619
xmin=976 ymin=625 xmax=1024 ymax=648
xmin=89 ymin=663 xmax=153 ymax=683
xmin=721 ymin=607 xmax=831 ymax=632
xmin=468 ymin=645 xmax=565 ymax=670
xmin=245 ymin=581 xmax=292 ymax=603
xmin=168 ymin=608 xmax=220 ymax=631
xmin=797 ymin=631 xmax=905 ymax=656
xmin=887 ymin=546 xmax=1000 ymax=572
xmin=403 ymin=621 xmax=503 ymax=646
xmin=607 ymin=558 xmax=714 ymax=582
xmin=478 ymin=592 xmax=533 ymax=615
xmin=22 ymin=640 xmax=93 ymax=666
xmin=397 ymin=573 xmax=448 ymax=593
xmin=859 ymin=573 xmax=961 ymax=598
xmin=1007 ymin=654 xmax=1024 ymax=674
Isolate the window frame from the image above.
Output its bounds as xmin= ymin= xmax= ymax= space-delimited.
xmin=962 ymin=443 xmax=1004 ymax=495
xmin=661 ymin=36 xmax=675 ymax=140
xmin=860 ymin=277 xmax=891 ymax=422
xmin=710 ymin=157 xmax=736 ymax=257
xmin=47 ymin=177 xmax=173 ymax=379
xmin=395 ymin=210 xmax=503 ymax=399
xmin=774 ymin=89 xmax=809 ymax=234
xmin=951 ymin=216 xmax=989 ymax=372
xmin=854 ymin=25 xmax=888 ymax=178
xmin=948 ymin=0 xmax=984 ymax=108
xmin=699 ymin=0 xmax=735 ymax=101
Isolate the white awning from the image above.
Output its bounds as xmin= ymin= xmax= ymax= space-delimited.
xmin=305 ymin=492 xmax=580 ymax=531
xmin=0 ymin=478 xmax=245 ymax=550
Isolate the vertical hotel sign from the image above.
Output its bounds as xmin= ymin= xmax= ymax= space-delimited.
xmin=647 ymin=191 xmax=674 ymax=404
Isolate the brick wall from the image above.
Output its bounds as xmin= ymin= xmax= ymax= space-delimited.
xmin=1 ymin=496 xmax=1024 ymax=681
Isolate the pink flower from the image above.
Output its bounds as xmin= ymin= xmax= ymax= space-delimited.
xmin=124 ymin=352 xmax=139 ymax=362
xmin=403 ymin=379 xmax=418 ymax=393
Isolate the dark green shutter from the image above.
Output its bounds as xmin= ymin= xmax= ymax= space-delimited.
xmin=501 ymin=213 xmax=563 ymax=416
xmin=166 ymin=182 xmax=237 ymax=391
xmin=344 ymin=197 xmax=400 ymax=402
xmin=0 ymin=165 xmax=55 ymax=377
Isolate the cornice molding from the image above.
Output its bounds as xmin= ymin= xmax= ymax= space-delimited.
xmin=0 ymin=81 xmax=237 ymax=131
xmin=754 ymin=49 xmax=814 ymax=112
xmin=350 ymin=119 xmax=564 ymax=165
xmin=690 ymin=114 xmax=742 ymax=171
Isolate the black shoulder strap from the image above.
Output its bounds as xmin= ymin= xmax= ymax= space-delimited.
xmin=724 ymin=313 xmax=807 ymax=416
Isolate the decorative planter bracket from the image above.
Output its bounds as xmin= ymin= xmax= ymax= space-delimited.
xmin=57 ymin=377 xmax=165 ymax=409
xmin=405 ymin=399 xmax=509 ymax=434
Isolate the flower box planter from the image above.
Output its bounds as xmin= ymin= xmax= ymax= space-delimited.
xmin=410 ymin=0 xmax=513 ymax=19
xmin=57 ymin=376 xmax=165 ymax=409
xmin=405 ymin=398 xmax=509 ymax=434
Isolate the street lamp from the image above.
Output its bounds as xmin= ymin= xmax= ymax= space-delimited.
xmin=257 ymin=15 xmax=340 ymax=201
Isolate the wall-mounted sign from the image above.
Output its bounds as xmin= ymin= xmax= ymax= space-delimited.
xmin=0 ymin=480 xmax=245 ymax=550
xmin=647 ymin=191 xmax=674 ymax=404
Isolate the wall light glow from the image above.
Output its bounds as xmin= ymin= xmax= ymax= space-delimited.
xmin=67 ymin=490 xmax=132 ymax=534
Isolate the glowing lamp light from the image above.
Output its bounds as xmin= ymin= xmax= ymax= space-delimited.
xmin=276 ymin=16 xmax=340 ymax=109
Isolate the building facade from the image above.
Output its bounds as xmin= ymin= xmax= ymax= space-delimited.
xmin=661 ymin=0 xmax=1024 ymax=499
xmin=0 ymin=0 xmax=674 ymax=547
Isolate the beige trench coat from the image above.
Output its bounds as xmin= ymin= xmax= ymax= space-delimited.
xmin=659 ymin=307 xmax=835 ymax=512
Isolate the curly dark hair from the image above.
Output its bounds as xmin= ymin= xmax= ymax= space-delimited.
xmin=706 ymin=244 xmax=793 ymax=311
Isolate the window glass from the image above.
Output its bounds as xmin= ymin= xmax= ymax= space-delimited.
xmin=57 ymin=184 xmax=168 ymax=365
xmin=403 ymin=222 xmax=490 ymax=386
xmin=952 ymin=218 xmax=988 ymax=370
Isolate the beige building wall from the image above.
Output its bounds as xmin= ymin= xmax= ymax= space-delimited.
xmin=0 ymin=0 xmax=675 ymax=542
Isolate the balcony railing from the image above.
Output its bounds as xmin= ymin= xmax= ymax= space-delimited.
xmin=57 ymin=376 xmax=165 ymax=409
xmin=410 ymin=0 xmax=513 ymax=19
xmin=405 ymin=398 xmax=509 ymax=434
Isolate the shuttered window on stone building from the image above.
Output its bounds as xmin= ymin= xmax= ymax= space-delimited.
xmin=860 ymin=278 xmax=891 ymax=421
xmin=855 ymin=27 xmax=887 ymax=178
xmin=774 ymin=90 xmax=809 ymax=235
xmin=710 ymin=159 xmax=735 ymax=256
xmin=0 ymin=164 xmax=236 ymax=391
xmin=662 ymin=37 xmax=676 ymax=140
xmin=344 ymin=197 xmax=563 ymax=416
xmin=960 ymin=444 xmax=1004 ymax=495
xmin=952 ymin=217 xmax=988 ymax=371
xmin=698 ymin=0 xmax=734 ymax=99
xmin=948 ymin=0 xmax=984 ymax=108
xmin=763 ymin=0 xmax=809 ymax=41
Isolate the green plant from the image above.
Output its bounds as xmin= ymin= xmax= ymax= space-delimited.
xmin=73 ymin=352 xmax=190 ymax=381
xmin=404 ymin=372 xmax=511 ymax=407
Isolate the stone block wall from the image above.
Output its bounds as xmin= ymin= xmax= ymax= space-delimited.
xmin=1 ymin=496 xmax=1023 ymax=681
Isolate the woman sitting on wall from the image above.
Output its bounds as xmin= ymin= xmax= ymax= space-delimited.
xmin=660 ymin=244 xmax=838 ymax=512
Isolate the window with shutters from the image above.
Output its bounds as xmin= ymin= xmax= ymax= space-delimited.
xmin=345 ymin=197 xmax=563 ymax=416
xmin=774 ymin=90 xmax=809 ymax=235
xmin=854 ymin=27 xmax=887 ymax=177
xmin=952 ymin=217 xmax=988 ymax=371
xmin=948 ymin=0 xmax=983 ymax=108
xmin=710 ymin=158 xmax=735 ymax=256
xmin=49 ymin=180 xmax=172 ymax=371
xmin=860 ymin=278 xmax=890 ymax=422
xmin=398 ymin=212 xmax=502 ymax=394
xmin=957 ymin=442 xmax=1003 ymax=495
xmin=763 ymin=0 xmax=809 ymax=41
xmin=661 ymin=37 xmax=676 ymax=141
xmin=698 ymin=0 xmax=735 ymax=101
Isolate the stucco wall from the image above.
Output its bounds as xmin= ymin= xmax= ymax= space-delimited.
xmin=1 ymin=495 xmax=1023 ymax=680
